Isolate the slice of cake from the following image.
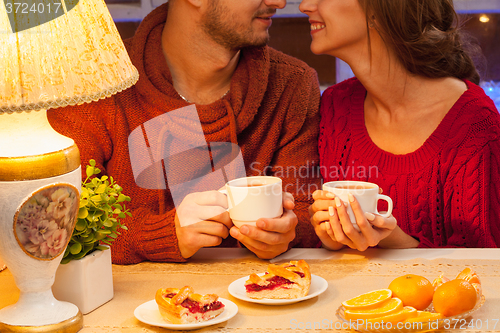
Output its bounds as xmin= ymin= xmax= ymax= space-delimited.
xmin=244 ymin=260 xmax=311 ymax=299
xmin=155 ymin=286 xmax=225 ymax=324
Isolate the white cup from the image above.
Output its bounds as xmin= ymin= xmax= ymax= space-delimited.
xmin=322 ymin=181 xmax=393 ymax=231
xmin=221 ymin=176 xmax=283 ymax=228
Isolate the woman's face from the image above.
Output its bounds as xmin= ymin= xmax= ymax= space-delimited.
xmin=299 ymin=0 xmax=369 ymax=58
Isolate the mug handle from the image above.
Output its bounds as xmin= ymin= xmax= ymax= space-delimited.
xmin=218 ymin=187 xmax=234 ymax=210
xmin=375 ymin=194 xmax=393 ymax=218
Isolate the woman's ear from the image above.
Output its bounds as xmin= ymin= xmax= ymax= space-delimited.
xmin=368 ymin=15 xmax=376 ymax=28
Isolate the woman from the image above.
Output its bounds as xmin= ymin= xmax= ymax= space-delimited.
xmin=301 ymin=0 xmax=500 ymax=250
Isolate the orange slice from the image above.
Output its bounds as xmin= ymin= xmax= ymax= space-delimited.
xmin=341 ymin=289 xmax=392 ymax=310
xmin=403 ymin=310 xmax=444 ymax=322
xmin=344 ymin=297 xmax=403 ymax=320
xmin=366 ymin=306 xmax=418 ymax=324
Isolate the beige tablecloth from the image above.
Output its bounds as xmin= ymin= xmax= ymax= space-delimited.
xmin=1 ymin=248 xmax=499 ymax=332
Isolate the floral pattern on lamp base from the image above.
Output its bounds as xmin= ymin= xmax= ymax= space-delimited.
xmin=13 ymin=185 xmax=79 ymax=261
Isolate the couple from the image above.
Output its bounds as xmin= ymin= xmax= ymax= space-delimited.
xmin=48 ymin=0 xmax=500 ymax=264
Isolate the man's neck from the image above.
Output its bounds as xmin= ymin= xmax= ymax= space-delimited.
xmin=161 ymin=5 xmax=240 ymax=105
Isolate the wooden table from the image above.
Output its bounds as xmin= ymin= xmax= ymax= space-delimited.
xmin=1 ymin=248 xmax=500 ymax=332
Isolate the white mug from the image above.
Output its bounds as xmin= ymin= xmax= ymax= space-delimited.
xmin=221 ymin=176 xmax=283 ymax=228
xmin=323 ymin=181 xmax=393 ymax=231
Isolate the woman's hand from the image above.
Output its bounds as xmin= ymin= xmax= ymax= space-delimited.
xmin=309 ymin=190 xmax=344 ymax=250
xmin=326 ymin=193 xmax=397 ymax=251
xmin=310 ymin=189 xmax=417 ymax=251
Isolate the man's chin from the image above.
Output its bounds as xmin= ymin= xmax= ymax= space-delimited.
xmin=242 ymin=35 xmax=270 ymax=48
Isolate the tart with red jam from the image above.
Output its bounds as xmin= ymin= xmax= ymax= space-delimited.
xmin=155 ymin=286 xmax=225 ymax=324
xmin=244 ymin=260 xmax=311 ymax=299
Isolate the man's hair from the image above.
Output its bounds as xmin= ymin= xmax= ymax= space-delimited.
xmin=358 ymin=0 xmax=483 ymax=84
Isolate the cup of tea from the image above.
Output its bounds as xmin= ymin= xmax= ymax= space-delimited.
xmin=322 ymin=180 xmax=393 ymax=231
xmin=221 ymin=176 xmax=283 ymax=228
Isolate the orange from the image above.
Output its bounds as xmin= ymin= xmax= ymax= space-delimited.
xmin=344 ymin=298 xmax=403 ymax=320
xmin=432 ymin=274 xmax=450 ymax=290
xmin=432 ymin=279 xmax=477 ymax=317
xmin=456 ymin=267 xmax=481 ymax=285
xmin=403 ymin=311 xmax=444 ymax=323
xmin=341 ymin=289 xmax=393 ymax=310
xmin=365 ymin=306 xmax=418 ymax=324
xmin=388 ymin=274 xmax=434 ymax=310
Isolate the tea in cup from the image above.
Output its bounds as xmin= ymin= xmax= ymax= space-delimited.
xmin=221 ymin=176 xmax=283 ymax=228
xmin=322 ymin=181 xmax=393 ymax=231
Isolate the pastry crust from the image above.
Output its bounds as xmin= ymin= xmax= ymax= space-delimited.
xmin=244 ymin=260 xmax=311 ymax=299
xmin=155 ymin=286 xmax=225 ymax=324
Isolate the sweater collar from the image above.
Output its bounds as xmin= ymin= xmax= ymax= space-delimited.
xmin=127 ymin=2 xmax=270 ymax=141
xmin=349 ymin=78 xmax=475 ymax=173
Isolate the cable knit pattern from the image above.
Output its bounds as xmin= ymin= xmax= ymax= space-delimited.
xmin=47 ymin=3 xmax=321 ymax=264
xmin=319 ymin=77 xmax=500 ymax=248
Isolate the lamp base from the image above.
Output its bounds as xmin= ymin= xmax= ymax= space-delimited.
xmin=0 ymin=311 xmax=83 ymax=333
xmin=0 ymin=110 xmax=83 ymax=331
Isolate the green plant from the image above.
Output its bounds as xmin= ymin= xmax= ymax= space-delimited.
xmin=61 ymin=160 xmax=130 ymax=264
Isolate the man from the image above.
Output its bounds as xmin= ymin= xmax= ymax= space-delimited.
xmin=48 ymin=0 xmax=321 ymax=264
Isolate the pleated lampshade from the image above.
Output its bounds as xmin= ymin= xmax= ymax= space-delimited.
xmin=0 ymin=0 xmax=138 ymax=113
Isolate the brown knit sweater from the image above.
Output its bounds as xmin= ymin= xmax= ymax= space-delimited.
xmin=48 ymin=3 xmax=321 ymax=264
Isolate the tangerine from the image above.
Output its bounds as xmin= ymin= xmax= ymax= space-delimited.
xmin=471 ymin=282 xmax=482 ymax=301
xmin=431 ymin=274 xmax=450 ymax=290
xmin=388 ymin=274 xmax=434 ymax=310
xmin=456 ymin=267 xmax=481 ymax=285
xmin=456 ymin=267 xmax=483 ymax=301
xmin=432 ymin=279 xmax=477 ymax=317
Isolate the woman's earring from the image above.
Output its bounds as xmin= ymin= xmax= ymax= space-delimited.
xmin=369 ymin=16 xmax=376 ymax=28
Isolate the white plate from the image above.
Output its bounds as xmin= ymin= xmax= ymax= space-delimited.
xmin=228 ymin=274 xmax=328 ymax=305
xmin=134 ymin=297 xmax=238 ymax=330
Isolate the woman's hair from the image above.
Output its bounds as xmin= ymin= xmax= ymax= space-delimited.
xmin=358 ymin=0 xmax=483 ymax=84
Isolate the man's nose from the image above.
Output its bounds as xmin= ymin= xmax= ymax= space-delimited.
xmin=264 ymin=0 xmax=286 ymax=10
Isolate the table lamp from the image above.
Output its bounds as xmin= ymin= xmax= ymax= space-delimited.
xmin=0 ymin=0 xmax=138 ymax=331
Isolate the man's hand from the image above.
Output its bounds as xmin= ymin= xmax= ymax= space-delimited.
xmin=229 ymin=192 xmax=298 ymax=259
xmin=175 ymin=191 xmax=233 ymax=259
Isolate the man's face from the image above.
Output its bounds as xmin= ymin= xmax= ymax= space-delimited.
xmin=201 ymin=0 xmax=286 ymax=50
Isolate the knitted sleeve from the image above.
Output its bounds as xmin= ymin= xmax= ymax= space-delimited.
xmin=269 ymin=66 xmax=322 ymax=248
xmin=446 ymin=137 xmax=500 ymax=248
xmin=417 ymin=113 xmax=500 ymax=248
xmin=48 ymin=98 xmax=188 ymax=264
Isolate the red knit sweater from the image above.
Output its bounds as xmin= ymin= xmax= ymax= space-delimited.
xmin=319 ymin=78 xmax=500 ymax=248
xmin=48 ymin=3 xmax=321 ymax=264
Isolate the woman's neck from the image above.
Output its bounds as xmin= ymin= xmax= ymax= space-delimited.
xmin=344 ymin=44 xmax=467 ymax=154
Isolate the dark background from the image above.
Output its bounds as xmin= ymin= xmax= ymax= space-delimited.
xmin=114 ymin=14 xmax=500 ymax=86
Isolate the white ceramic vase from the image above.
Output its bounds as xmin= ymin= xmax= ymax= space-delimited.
xmin=52 ymin=246 xmax=114 ymax=314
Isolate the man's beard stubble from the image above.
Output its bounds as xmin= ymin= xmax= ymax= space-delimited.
xmin=200 ymin=1 xmax=272 ymax=50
